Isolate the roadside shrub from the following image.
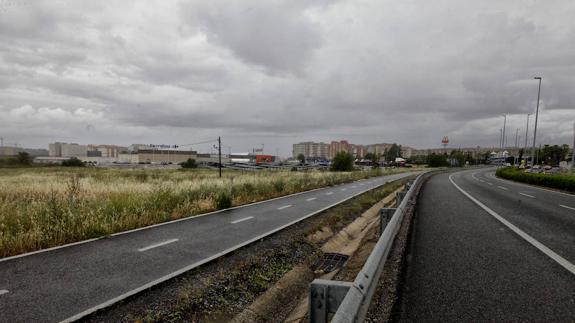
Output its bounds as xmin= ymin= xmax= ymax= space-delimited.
xmin=215 ymin=192 xmax=232 ymax=209
xmin=180 ymin=158 xmax=198 ymax=169
xmin=331 ymin=152 xmax=354 ymax=172
xmin=62 ymin=157 xmax=85 ymax=167
xmin=496 ymin=167 xmax=575 ymax=192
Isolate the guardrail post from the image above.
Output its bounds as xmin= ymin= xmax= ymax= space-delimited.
xmin=379 ymin=208 xmax=396 ymax=236
xmin=395 ymin=191 xmax=406 ymax=207
xmin=310 ymin=279 xmax=352 ymax=323
xmin=405 ymin=182 xmax=412 ymax=191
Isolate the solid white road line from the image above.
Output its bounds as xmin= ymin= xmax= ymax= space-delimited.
xmin=560 ymin=204 xmax=575 ymax=211
xmin=231 ymin=216 xmax=254 ymax=224
xmin=472 ymin=172 xmax=480 ymax=181
xmin=277 ymin=205 xmax=293 ymax=210
xmin=520 ymin=193 xmax=535 ymax=198
xmin=138 ymin=239 xmax=179 ymax=252
xmin=306 ymin=197 xmax=317 ymax=202
xmin=449 ymin=174 xmax=575 ymax=276
xmin=497 ymin=186 xmax=508 ymax=190
xmin=0 ymin=289 xmax=8 ymax=296
xmin=325 ymin=192 xmax=334 ymax=196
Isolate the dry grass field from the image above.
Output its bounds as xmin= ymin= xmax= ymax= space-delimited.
xmin=0 ymin=167 xmax=417 ymax=258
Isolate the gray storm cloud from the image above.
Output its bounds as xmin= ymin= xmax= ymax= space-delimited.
xmin=0 ymin=0 xmax=574 ymax=154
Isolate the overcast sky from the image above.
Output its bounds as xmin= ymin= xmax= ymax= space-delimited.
xmin=1 ymin=0 xmax=574 ymax=156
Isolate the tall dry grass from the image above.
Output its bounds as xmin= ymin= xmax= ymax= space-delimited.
xmin=0 ymin=167 xmax=413 ymax=257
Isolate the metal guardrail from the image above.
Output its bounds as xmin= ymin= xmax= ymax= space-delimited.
xmin=309 ymin=174 xmax=424 ymax=323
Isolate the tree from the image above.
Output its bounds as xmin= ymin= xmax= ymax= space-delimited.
xmin=331 ymin=151 xmax=354 ymax=171
xmin=180 ymin=158 xmax=198 ymax=169
xmin=17 ymin=152 xmax=32 ymax=165
xmin=62 ymin=157 xmax=85 ymax=167
xmin=428 ymin=153 xmax=449 ymax=167
xmin=297 ymin=153 xmax=306 ymax=164
xmin=540 ymin=144 xmax=569 ymax=165
xmin=363 ymin=152 xmax=379 ymax=166
xmin=385 ymin=143 xmax=401 ymax=161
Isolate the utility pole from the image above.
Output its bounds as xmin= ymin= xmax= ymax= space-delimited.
xmin=218 ymin=136 xmax=222 ymax=178
xmin=515 ymin=128 xmax=519 ymax=148
xmin=532 ymin=77 xmax=542 ymax=165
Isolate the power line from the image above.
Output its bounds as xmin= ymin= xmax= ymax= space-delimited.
xmin=178 ymin=139 xmax=218 ymax=147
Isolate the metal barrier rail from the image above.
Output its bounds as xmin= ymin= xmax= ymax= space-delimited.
xmin=310 ymin=174 xmax=424 ymax=323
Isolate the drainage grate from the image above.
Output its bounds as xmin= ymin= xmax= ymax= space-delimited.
xmin=312 ymin=253 xmax=350 ymax=274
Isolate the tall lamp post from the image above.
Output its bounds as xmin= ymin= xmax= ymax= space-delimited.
xmin=524 ymin=113 xmax=531 ymax=164
xmin=532 ymin=77 xmax=542 ymax=165
xmin=502 ymin=114 xmax=507 ymax=155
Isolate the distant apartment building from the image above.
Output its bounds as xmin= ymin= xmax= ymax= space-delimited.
xmin=49 ymin=142 xmax=88 ymax=157
xmin=294 ymin=140 xmax=417 ymax=160
xmin=292 ymin=142 xmax=330 ymax=159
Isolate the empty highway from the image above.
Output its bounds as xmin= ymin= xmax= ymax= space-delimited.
xmin=0 ymin=172 xmax=415 ymax=323
xmin=395 ymin=168 xmax=575 ymax=322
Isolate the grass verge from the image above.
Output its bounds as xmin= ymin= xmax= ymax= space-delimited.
xmin=0 ymin=167 xmax=420 ymax=258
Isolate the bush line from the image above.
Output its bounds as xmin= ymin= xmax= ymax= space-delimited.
xmin=495 ymin=167 xmax=575 ymax=192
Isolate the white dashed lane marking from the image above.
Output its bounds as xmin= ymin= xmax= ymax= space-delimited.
xmin=231 ymin=216 xmax=254 ymax=224
xmin=325 ymin=192 xmax=334 ymax=196
xmin=138 ymin=239 xmax=179 ymax=252
xmin=277 ymin=205 xmax=293 ymax=210
xmin=306 ymin=197 xmax=317 ymax=202
xmin=0 ymin=290 xmax=8 ymax=296
xmin=519 ymin=193 xmax=535 ymax=198
xmin=560 ymin=204 xmax=575 ymax=211
xmin=497 ymin=186 xmax=508 ymax=191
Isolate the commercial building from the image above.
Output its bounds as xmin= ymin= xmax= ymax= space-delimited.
xmin=118 ymin=149 xmax=231 ymax=164
xmin=0 ymin=146 xmax=48 ymax=157
xmin=49 ymin=142 xmax=88 ymax=157
xmin=88 ymin=144 xmax=128 ymax=158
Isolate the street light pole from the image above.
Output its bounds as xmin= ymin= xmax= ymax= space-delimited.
xmin=502 ymin=114 xmax=507 ymax=148
xmin=572 ymin=121 xmax=575 ymax=174
xmin=524 ymin=113 xmax=531 ymax=163
xmin=532 ymin=77 xmax=542 ymax=165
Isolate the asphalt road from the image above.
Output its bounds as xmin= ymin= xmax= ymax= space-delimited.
xmin=0 ymin=172 xmax=415 ymax=323
xmin=395 ymin=168 xmax=575 ymax=322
